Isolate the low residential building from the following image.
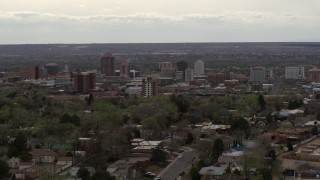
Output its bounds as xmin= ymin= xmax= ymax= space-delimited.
xmin=199 ymin=166 xmax=225 ymax=179
xmin=7 ymin=157 xmax=20 ymax=168
xmin=29 ymin=149 xmax=58 ymax=163
xmin=295 ymin=169 xmax=320 ymax=180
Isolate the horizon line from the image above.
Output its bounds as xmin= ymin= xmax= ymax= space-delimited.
xmin=0 ymin=41 xmax=320 ymax=46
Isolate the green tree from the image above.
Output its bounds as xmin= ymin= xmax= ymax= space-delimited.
xmin=287 ymin=141 xmax=293 ymax=151
xmin=258 ymin=94 xmax=266 ymax=111
xmin=234 ymin=169 xmax=241 ymax=175
xmin=133 ymin=128 xmax=141 ymax=138
xmin=85 ymin=93 xmax=94 ymax=106
xmin=189 ymin=166 xmax=201 ymax=180
xmin=0 ymin=160 xmax=9 ymax=178
xmin=230 ymin=118 xmax=250 ymax=138
xmin=311 ymin=126 xmax=319 ymax=135
xmin=91 ymin=170 xmax=115 ymax=180
xmin=150 ymin=147 xmax=167 ymax=164
xmin=170 ymin=94 xmax=189 ymax=113
xmin=212 ymin=138 xmax=224 ymax=160
xmin=186 ymin=132 xmax=194 ymax=144
xmin=77 ymin=167 xmax=91 ymax=180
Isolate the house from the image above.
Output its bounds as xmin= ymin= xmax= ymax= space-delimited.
xmin=220 ymin=173 xmax=243 ymax=180
xmin=56 ymin=157 xmax=73 ymax=171
xmin=70 ymin=167 xmax=95 ymax=177
xmin=29 ymin=149 xmax=58 ymax=163
xmin=56 ymin=157 xmax=73 ymax=166
xmin=199 ymin=166 xmax=225 ymax=179
xmin=15 ymin=170 xmax=26 ymax=180
xmin=19 ymin=162 xmax=34 ymax=170
xmin=132 ymin=141 xmax=162 ymax=153
xmin=295 ymin=169 xmax=320 ymax=180
xmin=107 ymin=160 xmax=131 ymax=179
xmin=27 ymin=137 xmax=41 ymax=149
xmin=7 ymin=157 xmax=20 ymax=168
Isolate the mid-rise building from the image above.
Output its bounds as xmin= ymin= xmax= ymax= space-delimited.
xmin=120 ymin=60 xmax=129 ymax=77
xmin=161 ymin=68 xmax=176 ymax=78
xmin=185 ymin=68 xmax=194 ymax=82
xmin=159 ymin=62 xmax=172 ymax=69
xmin=194 ymin=60 xmax=204 ymax=75
xmin=250 ymin=66 xmax=266 ymax=82
xmin=285 ymin=66 xmax=305 ymax=79
xmin=177 ymin=61 xmax=188 ymax=80
xmin=141 ymin=77 xmax=158 ymax=98
xmin=175 ymin=71 xmax=183 ymax=81
xmin=129 ymin=70 xmax=141 ymax=78
xmin=308 ymin=68 xmax=320 ymax=82
xmin=101 ymin=53 xmax=115 ymax=76
xmin=44 ymin=63 xmax=59 ymax=76
xmin=73 ymin=72 xmax=96 ymax=94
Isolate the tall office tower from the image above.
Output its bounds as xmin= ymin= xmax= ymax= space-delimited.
xmin=307 ymin=68 xmax=320 ymax=82
xmin=141 ymin=77 xmax=158 ymax=98
xmin=249 ymin=66 xmax=266 ymax=82
xmin=194 ymin=60 xmax=204 ymax=75
xmin=159 ymin=62 xmax=173 ymax=69
xmin=285 ymin=66 xmax=305 ymax=79
xmin=73 ymin=72 xmax=96 ymax=94
xmin=29 ymin=64 xmax=40 ymax=80
xmin=177 ymin=61 xmax=188 ymax=80
xmin=101 ymin=53 xmax=115 ymax=76
xmin=44 ymin=63 xmax=59 ymax=76
xmin=120 ymin=60 xmax=129 ymax=77
xmin=185 ymin=68 xmax=194 ymax=82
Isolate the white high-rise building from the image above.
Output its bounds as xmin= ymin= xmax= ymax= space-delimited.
xmin=250 ymin=66 xmax=266 ymax=82
xmin=285 ymin=66 xmax=305 ymax=79
xmin=185 ymin=68 xmax=194 ymax=82
xmin=194 ymin=60 xmax=204 ymax=75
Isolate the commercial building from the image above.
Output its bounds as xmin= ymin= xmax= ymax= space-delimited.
xmin=120 ymin=60 xmax=129 ymax=77
xmin=129 ymin=70 xmax=141 ymax=78
xmin=177 ymin=61 xmax=188 ymax=80
xmin=101 ymin=53 xmax=115 ymax=76
xmin=159 ymin=62 xmax=172 ymax=69
xmin=44 ymin=63 xmax=59 ymax=76
xmin=141 ymin=77 xmax=158 ymax=98
xmin=161 ymin=68 xmax=176 ymax=78
xmin=194 ymin=60 xmax=204 ymax=75
xmin=185 ymin=68 xmax=194 ymax=82
xmin=250 ymin=66 xmax=266 ymax=83
xmin=73 ymin=72 xmax=96 ymax=94
xmin=285 ymin=66 xmax=305 ymax=79
xmin=308 ymin=68 xmax=320 ymax=82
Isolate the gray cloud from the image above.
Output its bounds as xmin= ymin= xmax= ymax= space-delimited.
xmin=0 ymin=10 xmax=319 ymax=43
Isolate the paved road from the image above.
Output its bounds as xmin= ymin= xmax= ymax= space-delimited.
xmin=159 ymin=148 xmax=197 ymax=180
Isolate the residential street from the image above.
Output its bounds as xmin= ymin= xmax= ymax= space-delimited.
xmin=159 ymin=148 xmax=197 ymax=180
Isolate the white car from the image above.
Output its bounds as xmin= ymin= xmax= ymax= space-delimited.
xmin=178 ymin=154 xmax=183 ymax=159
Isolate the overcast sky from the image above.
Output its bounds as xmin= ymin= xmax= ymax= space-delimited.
xmin=1 ymin=0 xmax=320 ymax=44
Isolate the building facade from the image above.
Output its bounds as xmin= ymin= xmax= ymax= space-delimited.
xmin=308 ymin=68 xmax=320 ymax=82
xmin=73 ymin=72 xmax=96 ymax=94
xmin=120 ymin=60 xmax=129 ymax=77
xmin=194 ymin=60 xmax=204 ymax=75
xmin=177 ymin=61 xmax=188 ymax=80
xmin=141 ymin=77 xmax=158 ymax=98
xmin=285 ymin=66 xmax=305 ymax=79
xmin=159 ymin=62 xmax=172 ymax=69
xmin=101 ymin=53 xmax=115 ymax=76
xmin=185 ymin=68 xmax=194 ymax=82
xmin=250 ymin=66 xmax=266 ymax=82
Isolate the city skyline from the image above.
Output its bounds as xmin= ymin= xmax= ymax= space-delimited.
xmin=1 ymin=0 xmax=320 ymax=44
